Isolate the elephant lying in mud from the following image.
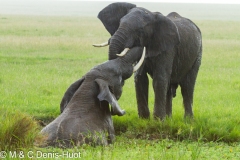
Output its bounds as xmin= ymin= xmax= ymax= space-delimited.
xmin=94 ymin=2 xmax=202 ymax=120
xmin=41 ymin=47 xmax=145 ymax=148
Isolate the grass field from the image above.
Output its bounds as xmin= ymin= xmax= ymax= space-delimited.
xmin=0 ymin=14 xmax=240 ymax=159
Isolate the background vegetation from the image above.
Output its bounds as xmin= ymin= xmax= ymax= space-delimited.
xmin=0 ymin=9 xmax=239 ymax=159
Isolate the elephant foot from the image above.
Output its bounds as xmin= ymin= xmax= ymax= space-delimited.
xmin=138 ymin=111 xmax=150 ymax=119
xmin=184 ymin=112 xmax=193 ymax=118
xmin=184 ymin=114 xmax=194 ymax=123
xmin=137 ymin=107 xmax=150 ymax=119
xmin=166 ymin=111 xmax=172 ymax=118
xmin=153 ymin=115 xmax=165 ymax=121
xmin=139 ymin=115 xmax=150 ymax=119
xmin=153 ymin=109 xmax=166 ymax=121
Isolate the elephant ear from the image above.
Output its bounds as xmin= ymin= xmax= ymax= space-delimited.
xmin=60 ymin=77 xmax=85 ymax=113
xmin=147 ymin=13 xmax=180 ymax=57
xmin=98 ymin=2 xmax=136 ymax=36
xmin=95 ymin=79 xmax=125 ymax=116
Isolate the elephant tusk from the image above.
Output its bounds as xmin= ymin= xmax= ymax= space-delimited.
xmin=133 ymin=47 xmax=146 ymax=72
xmin=92 ymin=42 xmax=108 ymax=47
xmin=116 ymin=48 xmax=130 ymax=56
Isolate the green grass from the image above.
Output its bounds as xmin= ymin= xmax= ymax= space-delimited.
xmin=0 ymin=14 xmax=240 ymax=159
xmin=0 ymin=107 xmax=39 ymax=151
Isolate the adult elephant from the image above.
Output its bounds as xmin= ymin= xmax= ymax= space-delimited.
xmin=41 ymin=47 xmax=145 ymax=147
xmin=94 ymin=2 xmax=202 ymax=120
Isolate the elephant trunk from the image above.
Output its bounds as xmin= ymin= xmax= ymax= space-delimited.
xmin=122 ymin=47 xmax=144 ymax=65
xmin=109 ymin=27 xmax=128 ymax=60
xmin=117 ymin=47 xmax=144 ymax=80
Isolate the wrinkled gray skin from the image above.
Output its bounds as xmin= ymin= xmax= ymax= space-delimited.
xmin=97 ymin=2 xmax=202 ymax=120
xmin=41 ymin=47 xmax=143 ymax=147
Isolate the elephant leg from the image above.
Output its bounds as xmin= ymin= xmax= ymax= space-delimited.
xmin=151 ymin=52 xmax=174 ymax=120
xmin=180 ymin=57 xmax=201 ymax=118
xmin=166 ymin=86 xmax=173 ymax=117
xmin=134 ymin=69 xmax=150 ymax=119
xmin=166 ymin=84 xmax=178 ymax=116
xmin=152 ymin=77 xmax=169 ymax=120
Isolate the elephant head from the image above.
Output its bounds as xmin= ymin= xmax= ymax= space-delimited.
xmin=41 ymin=47 xmax=145 ymax=147
xmin=94 ymin=2 xmax=180 ymax=60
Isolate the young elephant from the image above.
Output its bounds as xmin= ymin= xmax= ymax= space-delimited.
xmin=41 ymin=47 xmax=145 ymax=148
